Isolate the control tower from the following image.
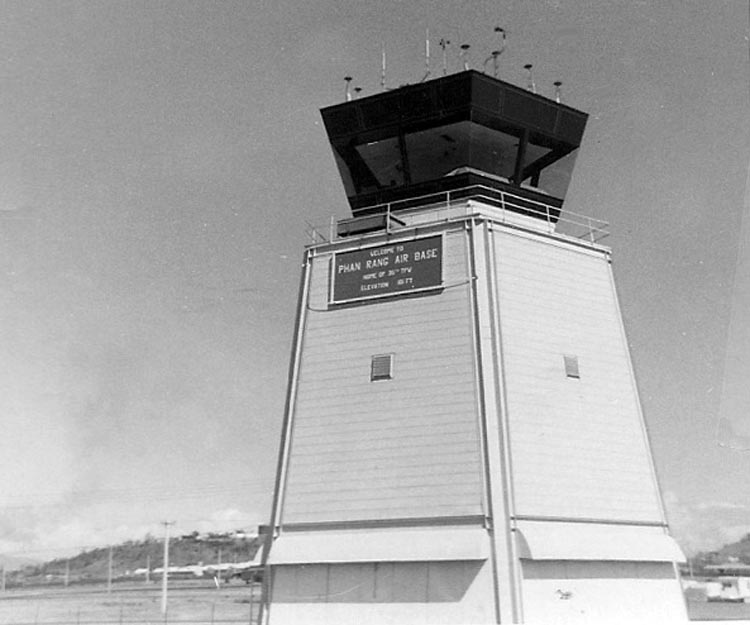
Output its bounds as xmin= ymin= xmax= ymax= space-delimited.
xmin=261 ymin=70 xmax=687 ymax=624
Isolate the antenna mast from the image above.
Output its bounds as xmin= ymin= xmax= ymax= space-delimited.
xmin=460 ymin=44 xmax=471 ymax=70
xmin=483 ymin=26 xmax=506 ymax=77
xmin=439 ymin=38 xmax=450 ymax=76
xmin=381 ymin=42 xmax=387 ymax=91
xmin=422 ymin=28 xmax=431 ymax=81
xmin=524 ymin=63 xmax=536 ymax=93
xmin=553 ymin=80 xmax=562 ymax=103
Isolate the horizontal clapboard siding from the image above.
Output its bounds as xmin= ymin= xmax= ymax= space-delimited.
xmin=493 ymin=229 xmax=663 ymax=522
xmin=282 ymin=229 xmax=485 ymax=524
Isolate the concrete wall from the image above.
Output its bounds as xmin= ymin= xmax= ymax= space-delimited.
xmin=520 ymin=561 xmax=686 ymax=624
xmin=269 ymin=560 xmax=496 ymax=625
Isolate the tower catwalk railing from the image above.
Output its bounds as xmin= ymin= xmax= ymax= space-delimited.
xmin=306 ymin=186 xmax=610 ymax=247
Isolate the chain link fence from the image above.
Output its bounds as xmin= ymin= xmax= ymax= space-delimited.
xmin=0 ymin=583 xmax=261 ymax=625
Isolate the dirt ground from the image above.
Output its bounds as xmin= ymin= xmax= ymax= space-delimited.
xmin=0 ymin=580 xmax=260 ymax=624
xmin=687 ymin=599 xmax=750 ymax=621
xmin=0 ymin=583 xmax=747 ymax=624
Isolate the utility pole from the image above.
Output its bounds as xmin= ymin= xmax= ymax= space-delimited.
xmin=1 ymin=564 xmax=5 ymax=593
xmin=64 ymin=560 xmax=69 ymax=588
xmin=145 ymin=555 xmax=150 ymax=584
xmin=217 ymin=547 xmax=222 ymax=588
xmin=107 ymin=546 xmax=113 ymax=593
xmin=161 ymin=522 xmax=174 ymax=616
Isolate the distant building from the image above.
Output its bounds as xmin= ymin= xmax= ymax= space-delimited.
xmin=706 ymin=563 xmax=750 ymax=576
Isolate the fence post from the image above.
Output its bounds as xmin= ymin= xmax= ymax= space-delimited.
xmin=249 ymin=583 xmax=255 ymax=625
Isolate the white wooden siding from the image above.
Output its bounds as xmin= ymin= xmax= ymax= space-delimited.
xmin=282 ymin=229 xmax=485 ymax=524
xmin=492 ymin=228 xmax=664 ymax=522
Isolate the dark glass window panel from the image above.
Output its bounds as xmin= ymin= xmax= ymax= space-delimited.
xmin=333 ymin=150 xmax=356 ymax=197
xmin=404 ymin=121 xmax=472 ymax=183
xmin=329 ymin=110 xmax=579 ymax=203
xmin=467 ymin=124 xmax=520 ymax=180
xmin=353 ymin=136 xmax=405 ymax=190
xmin=537 ymin=149 xmax=579 ymax=199
xmin=522 ymin=141 xmax=553 ymax=173
xmin=404 ymin=121 xmax=521 ymax=184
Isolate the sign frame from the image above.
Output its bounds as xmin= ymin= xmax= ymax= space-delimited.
xmin=329 ymin=234 xmax=445 ymax=305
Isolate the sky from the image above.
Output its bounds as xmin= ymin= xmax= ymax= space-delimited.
xmin=0 ymin=0 xmax=748 ymax=561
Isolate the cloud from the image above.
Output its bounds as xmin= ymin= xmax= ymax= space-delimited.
xmin=715 ymin=525 xmax=750 ymax=548
xmin=0 ymin=510 xmax=40 ymax=555
xmin=195 ymin=508 xmax=252 ymax=534
xmin=664 ymin=491 xmax=750 ymax=554
xmin=694 ymin=501 xmax=750 ymax=512
xmin=0 ymin=500 xmax=259 ymax=561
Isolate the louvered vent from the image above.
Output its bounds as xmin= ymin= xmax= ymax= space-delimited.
xmin=371 ymin=354 xmax=394 ymax=381
xmin=563 ymin=354 xmax=580 ymax=379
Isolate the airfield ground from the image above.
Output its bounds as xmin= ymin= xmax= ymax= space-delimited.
xmin=0 ymin=580 xmax=259 ymax=624
xmin=0 ymin=582 xmax=749 ymax=624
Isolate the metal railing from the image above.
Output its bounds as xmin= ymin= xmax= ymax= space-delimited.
xmin=305 ymin=186 xmax=609 ymax=247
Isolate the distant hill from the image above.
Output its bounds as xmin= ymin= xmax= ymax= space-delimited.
xmin=712 ymin=534 xmax=750 ymax=563
xmin=692 ymin=533 xmax=750 ymax=570
xmin=5 ymin=531 xmax=263 ymax=587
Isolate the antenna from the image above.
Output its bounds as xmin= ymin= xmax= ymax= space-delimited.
xmin=381 ymin=42 xmax=387 ymax=91
xmin=553 ymin=80 xmax=562 ymax=104
xmin=439 ymin=38 xmax=450 ymax=75
xmin=422 ymin=28 xmax=431 ymax=81
xmin=483 ymin=26 xmax=506 ymax=77
xmin=523 ymin=63 xmax=536 ymax=93
xmin=344 ymin=76 xmax=353 ymax=102
xmin=460 ymin=44 xmax=471 ymax=71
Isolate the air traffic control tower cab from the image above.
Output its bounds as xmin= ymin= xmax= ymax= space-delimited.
xmin=321 ymin=70 xmax=587 ymax=234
